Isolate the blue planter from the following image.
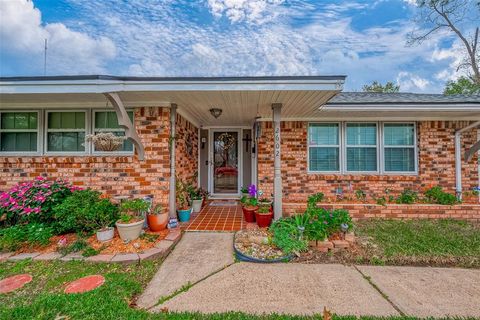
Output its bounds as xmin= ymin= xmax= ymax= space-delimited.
xmin=177 ymin=208 xmax=191 ymax=222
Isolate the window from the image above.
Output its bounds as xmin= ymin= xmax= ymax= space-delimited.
xmin=0 ymin=112 xmax=38 ymax=152
xmin=383 ymin=123 xmax=416 ymax=172
xmin=46 ymin=111 xmax=86 ymax=152
xmin=308 ymin=123 xmax=339 ymax=171
xmin=93 ymin=111 xmax=134 ymax=152
xmin=346 ymin=123 xmax=377 ymax=172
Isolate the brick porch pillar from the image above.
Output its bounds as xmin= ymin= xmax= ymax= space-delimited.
xmin=272 ymin=103 xmax=282 ymax=220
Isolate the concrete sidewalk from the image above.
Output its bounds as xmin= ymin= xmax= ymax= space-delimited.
xmin=140 ymin=232 xmax=480 ymax=317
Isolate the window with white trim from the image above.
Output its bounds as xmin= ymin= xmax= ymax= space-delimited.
xmin=93 ymin=111 xmax=134 ymax=152
xmin=46 ymin=111 xmax=86 ymax=152
xmin=383 ymin=123 xmax=416 ymax=172
xmin=346 ymin=123 xmax=378 ymax=172
xmin=308 ymin=123 xmax=340 ymax=172
xmin=308 ymin=122 xmax=417 ymax=174
xmin=0 ymin=112 xmax=39 ymax=152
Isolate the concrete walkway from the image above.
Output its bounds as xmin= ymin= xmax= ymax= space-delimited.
xmin=136 ymin=232 xmax=234 ymax=309
xmin=140 ymin=232 xmax=480 ymax=317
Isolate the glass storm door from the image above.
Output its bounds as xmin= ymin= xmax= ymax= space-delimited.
xmin=212 ymin=131 xmax=239 ymax=195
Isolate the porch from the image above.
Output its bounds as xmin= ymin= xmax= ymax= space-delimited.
xmin=181 ymin=200 xmax=247 ymax=232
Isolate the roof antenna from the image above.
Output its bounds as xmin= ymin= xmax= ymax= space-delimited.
xmin=43 ymin=38 xmax=48 ymax=76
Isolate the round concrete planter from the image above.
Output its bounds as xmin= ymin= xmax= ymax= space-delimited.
xmin=192 ymin=199 xmax=203 ymax=213
xmin=115 ymin=219 xmax=145 ymax=241
xmin=96 ymin=227 xmax=114 ymax=242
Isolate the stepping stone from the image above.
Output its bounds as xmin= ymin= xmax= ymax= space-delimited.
xmin=0 ymin=274 xmax=32 ymax=294
xmin=64 ymin=275 xmax=105 ymax=294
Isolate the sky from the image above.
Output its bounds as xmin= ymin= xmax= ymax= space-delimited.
xmin=0 ymin=0 xmax=478 ymax=92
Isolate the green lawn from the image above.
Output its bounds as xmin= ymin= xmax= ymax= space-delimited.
xmin=0 ymin=259 xmax=455 ymax=320
xmin=355 ymin=219 xmax=480 ymax=267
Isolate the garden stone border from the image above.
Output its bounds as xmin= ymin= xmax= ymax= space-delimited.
xmin=2 ymin=228 xmax=183 ymax=265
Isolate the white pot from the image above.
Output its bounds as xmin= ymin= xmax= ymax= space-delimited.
xmin=192 ymin=199 xmax=203 ymax=213
xmin=96 ymin=227 xmax=114 ymax=242
xmin=115 ymin=219 xmax=145 ymax=241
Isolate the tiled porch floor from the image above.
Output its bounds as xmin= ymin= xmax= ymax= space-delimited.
xmin=182 ymin=201 xmax=245 ymax=231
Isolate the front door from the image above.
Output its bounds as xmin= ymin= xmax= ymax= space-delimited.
xmin=209 ymin=129 xmax=241 ymax=197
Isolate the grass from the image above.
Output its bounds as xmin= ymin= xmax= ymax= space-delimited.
xmin=0 ymin=259 xmax=464 ymax=320
xmin=355 ymin=219 xmax=480 ymax=267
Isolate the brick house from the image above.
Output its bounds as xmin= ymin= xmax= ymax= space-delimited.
xmin=1 ymin=75 xmax=479 ymax=220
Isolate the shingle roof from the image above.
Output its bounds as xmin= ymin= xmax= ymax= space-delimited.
xmin=327 ymin=92 xmax=480 ymax=105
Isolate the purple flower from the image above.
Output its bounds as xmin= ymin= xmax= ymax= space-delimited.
xmin=248 ymin=184 xmax=257 ymax=198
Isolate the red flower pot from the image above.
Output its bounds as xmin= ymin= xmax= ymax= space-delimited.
xmin=255 ymin=211 xmax=273 ymax=228
xmin=242 ymin=206 xmax=257 ymax=223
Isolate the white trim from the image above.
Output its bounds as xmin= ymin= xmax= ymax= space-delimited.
xmin=0 ymin=110 xmax=41 ymax=156
xmin=44 ymin=109 xmax=89 ymax=155
xmin=307 ymin=121 xmax=418 ymax=175
xmin=208 ymin=128 xmax=243 ymax=198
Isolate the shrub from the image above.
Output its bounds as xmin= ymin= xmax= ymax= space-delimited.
xmin=270 ymin=218 xmax=308 ymax=254
xmin=0 ymin=176 xmax=80 ymax=226
xmin=424 ymin=186 xmax=458 ymax=205
xmin=0 ymin=223 xmax=53 ymax=251
xmin=396 ymin=189 xmax=418 ymax=204
xmin=307 ymin=192 xmax=324 ymax=209
xmin=309 ymin=208 xmax=353 ymax=235
xmin=52 ymin=189 xmax=118 ymax=234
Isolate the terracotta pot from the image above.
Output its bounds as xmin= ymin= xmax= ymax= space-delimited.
xmin=147 ymin=213 xmax=169 ymax=231
xmin=242 ymin=206 xmax=257 ymax=223
xmin=255 ymin=211 xmax=273 ymax=228
xmin=116 ymin=219 xmax=145 ymax=241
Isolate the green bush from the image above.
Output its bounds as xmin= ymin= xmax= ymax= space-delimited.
xmin=307 ymin=192 xmax=324 ymax=209
xmin=52 ymin=189 xmax=118 ymax=234
xmin=309 ymin=208 xmax=353 ymax=235
xmin=396 ymin=189 xmax=418 ymax=204
xmin=424 ymin=186 xmax=458 ymax=205
xmin=269 ymin=218 xmax=308 ymax=254
xmin=0 ymin=223 xmax=53 ymax=251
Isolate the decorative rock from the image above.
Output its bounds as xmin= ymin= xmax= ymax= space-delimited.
xmin=345 ymin=233 xmax=356 ymax=243
xmin=245 ymin=223 xmax=258 ymax=230
xmin=138 ymin=247 xmax=167 ymax=261
xmin=8 ymin=252 xmax=41 ymax=261
xmin=111 ymin=253 xmax=139 ymax=265
xmin=0 ymin=274 xmax=32 ymax=294
xmin=332 ymin=240 xmax=350 ymax=249
xmin=64 ymin=275 xmax=105 ymax=294
xmin=85 ymin=254 xmax=115 ymax=263
xmin=34 ymin=252 xmax=62 ymax=261
xmin=0 ymin=252 xmax=14 ymax=262
xmin=60 ymin=253 xmax=84 ymax=261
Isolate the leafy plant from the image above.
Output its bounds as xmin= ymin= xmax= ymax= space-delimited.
xmin=375 ymin=196 xmax=387 ymax=206
xmin=307 ymin=192 xmax=324 ymax=209
xmin=0 ymin=176 xmax=80 ymax=226
xmin=81 ymin=246 xmax=102 ymax=257
xmin=424 ymin=186 xmax=458 ymax=205
xmin=257 ymin=206 xmax=270 ymax=214
xmin=150 ymin=203 xmax=164 ymax=215
xmin=240 ymin=186 xmax=248 ymax=194
xmin=0 ymin=223 xmax=53 ymax=251
xmin=269 ymin=218 xmax=308 ymax=254
xmin=355 ymin=189 xmax=367 ymax=202
xmin=120 ymin=198 xmax=149 ymax=221
xmin=53 ymin=189 xmax=118 ymax=233
xmin=396 ymin=189 xmax=418 ymax=204
xmin=58 ymin=238 xmax=88 ymax=256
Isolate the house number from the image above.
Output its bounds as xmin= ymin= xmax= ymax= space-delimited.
xmin=275 ymin=127 xmax=280 ymax=157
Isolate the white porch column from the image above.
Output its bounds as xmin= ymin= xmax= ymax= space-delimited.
xmin=169 ymin=104 xmax=177 ymax=218
xmin=272 ymin=103 xmax=283 ymax=220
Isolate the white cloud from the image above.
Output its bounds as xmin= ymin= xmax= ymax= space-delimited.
xmin=0 ymin=0 xmax=115 ymax=75
xmin=206 ymin=0 xmax=285 ymax=23
xmin=396 ymin=71 xmax=430 ymax=91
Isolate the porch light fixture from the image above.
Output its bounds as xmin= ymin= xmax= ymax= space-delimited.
xmin=209 ymin=108 xmax=223 ymax=119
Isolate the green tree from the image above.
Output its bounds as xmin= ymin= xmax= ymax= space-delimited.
xmin=362 ymin=81 xmax=400 ymax=93
xmin=444 ymin=76 xmax=480 ymax=94
xmin=408 ymin=1 xmax=479 ymax=84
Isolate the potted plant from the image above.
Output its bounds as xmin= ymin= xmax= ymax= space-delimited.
xmin=241 ymin=196 xmax=258 ymax=223
xmin=85 ymin=132 xmax=126 ymax=152
xmin=93 ymin=200 xmax=119 ymax=242
xmin=258 ymin=197 xmax=273 ymax=212
xmin=176 ymin=180 xmax=192 ymax=222
xmin=240 ymin=186 xmax=249 ymax=198
xmin=147 ymin=203 xmax=169 ymax=231
xmin=116 ymin=199 xmax=149 ymax=241
xmin=190 ymin=188 xmax=203 ymax=213
xmin=255 ymin=205 xmax=273 ymax=228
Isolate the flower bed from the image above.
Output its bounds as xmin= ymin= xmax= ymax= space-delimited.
xmin=234 ymin=229 xmax=290 ymax=262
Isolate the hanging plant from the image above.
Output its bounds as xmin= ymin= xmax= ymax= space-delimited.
xmin=86 ymin=132 xmax=126 ymax=152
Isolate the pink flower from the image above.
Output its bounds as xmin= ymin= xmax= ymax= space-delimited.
xmin=35 ymin=176 xmax=45 ymax=181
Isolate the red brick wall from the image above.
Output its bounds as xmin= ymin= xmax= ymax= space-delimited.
xmin=175 ymin=113 xmax=199 ymax=185
xmin=257 ymin=121 xmax=479 ymax=213
xmin=0 ymin=107 xmax=171 ymax=207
